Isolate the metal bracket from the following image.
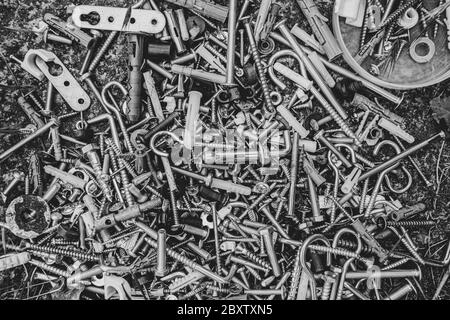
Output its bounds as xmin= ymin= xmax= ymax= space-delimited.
xmin=21 ymin=49 xmax=91 ymax=111
xmin=71 ymin=6 xmax=165 ymax=34
xmin=104 ymin=275 xmax=134 ymax=300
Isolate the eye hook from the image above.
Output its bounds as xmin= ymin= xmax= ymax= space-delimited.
xmin=332 ymin=228 xmax=364 ymax=300
xmin=299 ymin=234 xmax=332 ymax=300
xmin=334 ymin=143 xmax=357 ymax=165
xmin=149 ymin=130 xmax=184 ymax=158
xmin=373 ymin=139 xmax=412 ymax=193
xmin=364 ymin=140 xmax=403 ymax=218
xmin=101 ymin=81 xmax=128 ymax=114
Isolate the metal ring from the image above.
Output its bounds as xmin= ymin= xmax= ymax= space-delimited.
xmin=75 ymin=120 xmax=88 ymax=130
xmin=384 ymin=165 xmax=413 ymax=194
xmin=398 ymin=7 xmax=419 ymax=29
xmin=258 ymin=37 xmax=275 ymax=56
xmin=409 ymin=37 xmax=435 ymax=64
xmin=269 ymin=91 xmax=282 ymax=106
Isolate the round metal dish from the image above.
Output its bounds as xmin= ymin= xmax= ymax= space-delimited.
xmin=332 ymin=5 xmax=450 ymax=90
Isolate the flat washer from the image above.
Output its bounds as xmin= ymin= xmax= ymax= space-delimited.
xmin=409 ymin=37 xmax=435 ymax=64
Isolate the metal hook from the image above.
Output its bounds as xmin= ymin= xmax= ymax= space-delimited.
xmin=149 ymin=130 xmax=184 ymax=158
xmin=267 ymin=49 xmax=304 ymax=90
xmin=101 ymin=81 xmax=134 ymax=152
xmin=299 ymin=234 xmax=331 ymax=300
xmin=384 ymin=166 xmax=413 ymax=194
xmin=332 ymin=228 xmax=363 ymax=300
xmin=364 ymin=140 xmax=405 ymax=217
xmin=101 ymin=81 xmax=128 ymax=114
xmin=334 ymin=143 xmax=357 ymax=165
xmin=373 ymin=139 xmax=412 ymax=193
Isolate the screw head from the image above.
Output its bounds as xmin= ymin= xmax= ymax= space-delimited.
xmin=273 ymin=18 xmax=288 ymax=31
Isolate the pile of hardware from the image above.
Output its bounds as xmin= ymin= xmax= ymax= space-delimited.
xmin=0 ymin=0 xmax=449 ymax=300
xmin=334 ymin=0 xmax=450 ymax=89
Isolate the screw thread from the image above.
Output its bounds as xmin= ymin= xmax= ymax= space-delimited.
xmin=179 ymin=284 xmax=206 ymax=300
xmin=89 ymin=31 xmax=118 ymax=73
xmin=355 ymin=153 xmax=375 ymax=168
xmin=239 ymin=247 xmax=271 ymax=269
xmin=119 ymin=158 xmax=135 ymax=207
xmin=359 ymin=178 xmax=370 ymax=214
xmin=28 ymin=92 xmax=45 ymax=111
xmin=121 ymin=158 xmax=138 ymax=178
xmin=205 ymin=283 xmax=231 ymax=294
xmin=313 ymin=88 xmax=360 ymax=144
xmin=170 ymin=189 xmax=180 ymax=225
xmin=384 ymin=21 xmax=397 ymax=43
xmin=381 ymin=257 xmax=410 ymax=271
xmin=182 ymin=195 xmax=192 ymax=212
xmin=309 ymin=244 xmax=371 ymax=265
xmin=204 ymin=42 xmax=226 ymax=62
xmin=381 ymin=0 xmax=420 ymax=27
xmin=51 ymin=240 xmax=79 ymax=246
xmin=24 ymin=175 xmax=30 ymax=195
xmin=103 ymin=227 xmax=138 ymax=245
xmin=321 ymin=279 xmax=333 ymax=300
xmin=26 ymin=243 xmax=99 ymax=261
xmin=275 ymin=199 xmax=286 ymax=220
xmin=359 ymin=4 xmax=370 ymax=50
xmin=399 ymin=236 xmax=425 ymax=264
xmin=58 ymin=112 xmax=78 ymax=121
xmin=29 ymin=259 xmax=71 ymax=277
xmin=59 ymin=158 xmax=78 ymax=164
xmin=244 ymin=22 xmax=274 ymax=113
xmin=107 ymin=138 xmax=135 ymax=206
xmin=98 ymin=197 xmax=108 ymax=216
xmin=211 ymin=96 xmax=217 ymax=123
xmin=337 ymin=239 xmax=375 ymax=254
xmin=245 ymin=265 xmax=262 ymax=280
xmin=287 ymin=247 xmax=302 ymax=300
xmin=36 ymin=231 xmax=56 ymax=246
xmin=90 ymin=155 xmax=113 ymax=201
xmin=387 ymin=220 xmax=435 ymax=227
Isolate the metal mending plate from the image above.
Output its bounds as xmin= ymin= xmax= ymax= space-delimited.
xmin=71 ymin=6 xmax=166 ymax=34
xmin=22 ymin=49 xmax=91 ymax=111
xmin=332 ymin=0 xmax=450 ymax=90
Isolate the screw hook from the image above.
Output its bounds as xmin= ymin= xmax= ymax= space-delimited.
xmin=149 ymin=130 xmax=184 ymax=158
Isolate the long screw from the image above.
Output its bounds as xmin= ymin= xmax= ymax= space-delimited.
xmin=88 ymin=31 xmax=118 ymax=73
xmin=243 ymin=19 xmax=274 ymax=114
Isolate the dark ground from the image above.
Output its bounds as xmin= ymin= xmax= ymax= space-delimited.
xmin=0 ymin=0 xmax=449 ymax=299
